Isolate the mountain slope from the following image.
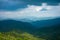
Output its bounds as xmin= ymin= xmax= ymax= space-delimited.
xmin=31 ymin=18 xmax=60 ymax=28
xmin=0 ymin=20 xmax=34 ymax=32
xmin=0 ymin=18 xmax=60 ymax=40
xmin=35 ymin=24 xmax=60 ymax=40
xmin=0 ymin=30 xmax=45 ymax=40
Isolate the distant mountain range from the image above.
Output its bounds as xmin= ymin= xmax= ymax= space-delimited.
xmin=31 ymin=18 xmax=60 ymax=28
xmin=0 ymin=18 xmax=60 ymax=31
xmin=0 ymin=20 xmax=34 ymax=32
xmin=32 ymin=18 xmax=60 ymax=40
xmin=35 ymin=22 xmax=60 ymax=40
xmin=0 ymin=18 xmax=60 ymax=40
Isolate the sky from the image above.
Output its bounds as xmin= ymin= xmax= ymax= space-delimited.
xmin=0 ymin=0 xmax=60 ymax=22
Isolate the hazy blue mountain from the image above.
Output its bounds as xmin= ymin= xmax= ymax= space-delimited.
xmin=31 ymin=18 xmax=60 ymax=40
xmin=34 ymin=23 xmax=60 ymax=40
xmin=0 ymin=20 xmax=34 ymax=32
xmin=31 ymin=18 xmax=60 ymax=28
xmin=0 ymin=18 xmax=60 ymax=32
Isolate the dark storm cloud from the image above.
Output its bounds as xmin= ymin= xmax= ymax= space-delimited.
xmin=0 ymin=0 xmax=60 ymax=11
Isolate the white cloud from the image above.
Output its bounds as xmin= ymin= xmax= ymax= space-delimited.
xmin=0 ymin=4 xmax=60 ymax=22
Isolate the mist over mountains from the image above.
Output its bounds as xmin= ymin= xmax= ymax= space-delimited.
xmin=0 ymin=17 xmax=60 ymax=40
xmin=0 ymin=18 xmax=60 ymax=32
xmin=0 ymin=0 xmax=60 ymax=40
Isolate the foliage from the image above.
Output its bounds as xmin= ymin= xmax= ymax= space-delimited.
xmin=0 ymin=31 xmax=45 ymax=40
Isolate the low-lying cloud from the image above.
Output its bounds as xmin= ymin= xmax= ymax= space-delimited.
xmin=0 ymin=4 xmax=60 ymax=22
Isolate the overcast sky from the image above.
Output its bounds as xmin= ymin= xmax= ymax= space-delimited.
xmin=0 ymin=0 xmax=60 ymax=22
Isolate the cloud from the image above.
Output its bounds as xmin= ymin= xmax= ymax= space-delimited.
xmin=0 ymin=0 xmax=27 ymax=10
xmin=0 ymin=0 xmax=60 ymax=11
xmin=0 ymin=4 xmax=60 ymax=22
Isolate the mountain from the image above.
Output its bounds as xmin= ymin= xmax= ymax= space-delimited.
xmin=0 ymin=20 xmax=45 ymax=40
xmin=0 ymin=20 xmax=34 ymax=32
xmin=31 ymin=18 xmax=60 ymax=40
xmin=33 ymin=24 xmax=60 ymax=40
xmin=0 ymin=18 xmax=60 ymax=32
xmin=0 ymin=18 xmax=60 ymax=40
xmin=31 ymin=18 xmax=60 ymax=28
xmin=0 ymin=30 xmax=45 ymax=40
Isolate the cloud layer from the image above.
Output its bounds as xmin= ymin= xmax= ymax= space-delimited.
xmin=0 ymin=0 xmax=60 ymax=11
xmin=0 ymin=4 xmax=60 ymax=22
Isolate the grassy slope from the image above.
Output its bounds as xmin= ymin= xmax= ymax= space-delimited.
xmin=0 ymin=30 xmax=45 ymax=40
